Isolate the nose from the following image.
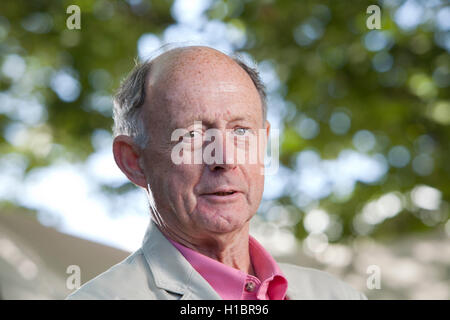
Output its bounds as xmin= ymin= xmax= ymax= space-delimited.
xmin=206 ymin=130 xmax=237 ymax=172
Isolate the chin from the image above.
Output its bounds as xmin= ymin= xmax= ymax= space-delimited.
xmin=195 ymin=207 xmax=250 ymax=234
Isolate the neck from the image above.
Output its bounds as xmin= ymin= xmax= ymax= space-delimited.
xmin=158 ymin=221 xmax=255 ymax=275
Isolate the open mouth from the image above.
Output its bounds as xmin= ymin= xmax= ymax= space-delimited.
xmin=200 ymin=189 xmax=241 ymax=203
xmin=209 ymin=191 xmax=236 ymax=196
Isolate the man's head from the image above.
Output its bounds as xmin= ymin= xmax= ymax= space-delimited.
xmin=112 ymin=46 xmax=270 ymax=243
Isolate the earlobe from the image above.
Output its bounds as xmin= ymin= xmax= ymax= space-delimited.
xmin=112 ymin=135 xmax=147 ymax=188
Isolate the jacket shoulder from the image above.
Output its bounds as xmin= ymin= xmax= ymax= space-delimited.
xmin=66 ymin=249 xmax=156 ymax=300
xmin=279 ymin=263 xmax=367 ymax=300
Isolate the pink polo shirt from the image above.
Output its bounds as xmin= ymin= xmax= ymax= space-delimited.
xmin=167 ymin=236 xmax=288 ymax=300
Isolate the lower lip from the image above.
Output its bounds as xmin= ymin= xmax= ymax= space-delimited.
xmin=200 ymin=192 xmax=242 ymax=202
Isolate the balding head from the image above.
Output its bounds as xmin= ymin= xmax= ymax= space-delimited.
xmin=113 ymin=45 xmax=267 ymax=148
xmin=147 ymin=46 xmax=248 ymax=89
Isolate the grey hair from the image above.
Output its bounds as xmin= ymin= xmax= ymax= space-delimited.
xmin=112 ymin=47 xmax=267 ymax=149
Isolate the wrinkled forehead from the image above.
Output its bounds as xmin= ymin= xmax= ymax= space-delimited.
xmin=144 ymin=46 xmax=262 ymax=117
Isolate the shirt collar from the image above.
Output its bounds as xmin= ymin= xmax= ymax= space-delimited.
xmin=167 ymin=235 xmax=288 ymax=300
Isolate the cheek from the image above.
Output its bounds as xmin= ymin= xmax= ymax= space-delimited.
xmin=243 ymin=164 xmax=265 ymax=200
xmin=146 ymin=149 xmax=202 ymax=202
xmin=149 ymin=164 xmax=203 ymax=223
xmin=164 ymin=164 xmax=203 ymax=198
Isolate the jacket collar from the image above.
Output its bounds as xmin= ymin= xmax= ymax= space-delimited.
xmin=141 ymin=220 xmax=222 ymax=300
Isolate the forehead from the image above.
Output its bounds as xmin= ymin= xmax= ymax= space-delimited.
xmin=159 ymin=79 xmax=262 ymax=128
xmin=145 ymin=48 xmax=263 ymax=128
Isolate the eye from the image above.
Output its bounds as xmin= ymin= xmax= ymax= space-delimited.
xmin=183 ymin=130 xmax=202 ymax=140
xmin=233 ymin=127 xmax=250 ymax=136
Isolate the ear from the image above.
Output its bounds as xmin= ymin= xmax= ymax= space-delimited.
xmin=262 ymin=120 xmax=271 ymax=150
xmin=265 ymin=120 xmax=271 ymax=139
xmin=112 ymin=135 xmax=147 ymax=189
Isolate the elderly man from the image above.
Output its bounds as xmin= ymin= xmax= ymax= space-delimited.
xmin=67 ymin=45 xmax=366 ymax=300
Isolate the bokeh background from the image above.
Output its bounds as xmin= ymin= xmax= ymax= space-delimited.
xmin=0 ymin=0 xmax=449 ymax=299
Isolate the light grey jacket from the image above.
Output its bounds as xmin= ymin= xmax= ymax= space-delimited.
xmin=66 ymin=221 xmax=367 ymax=300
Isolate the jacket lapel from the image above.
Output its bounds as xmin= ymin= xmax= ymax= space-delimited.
xmin=141 ymin=221 xmax=222 ymax=300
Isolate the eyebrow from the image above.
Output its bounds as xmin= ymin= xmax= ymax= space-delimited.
xmin=171 ymin=116 xmax=257 ymax=129
xmin=226 ymin=116 xmax=250 ymax=124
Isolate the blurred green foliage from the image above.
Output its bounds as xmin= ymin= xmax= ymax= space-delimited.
xmin=0 ymin=0 xmax=448 ymax=242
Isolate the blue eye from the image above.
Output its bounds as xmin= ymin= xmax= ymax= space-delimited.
xmin=234 ymin=128 xmax=249 ymax=136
